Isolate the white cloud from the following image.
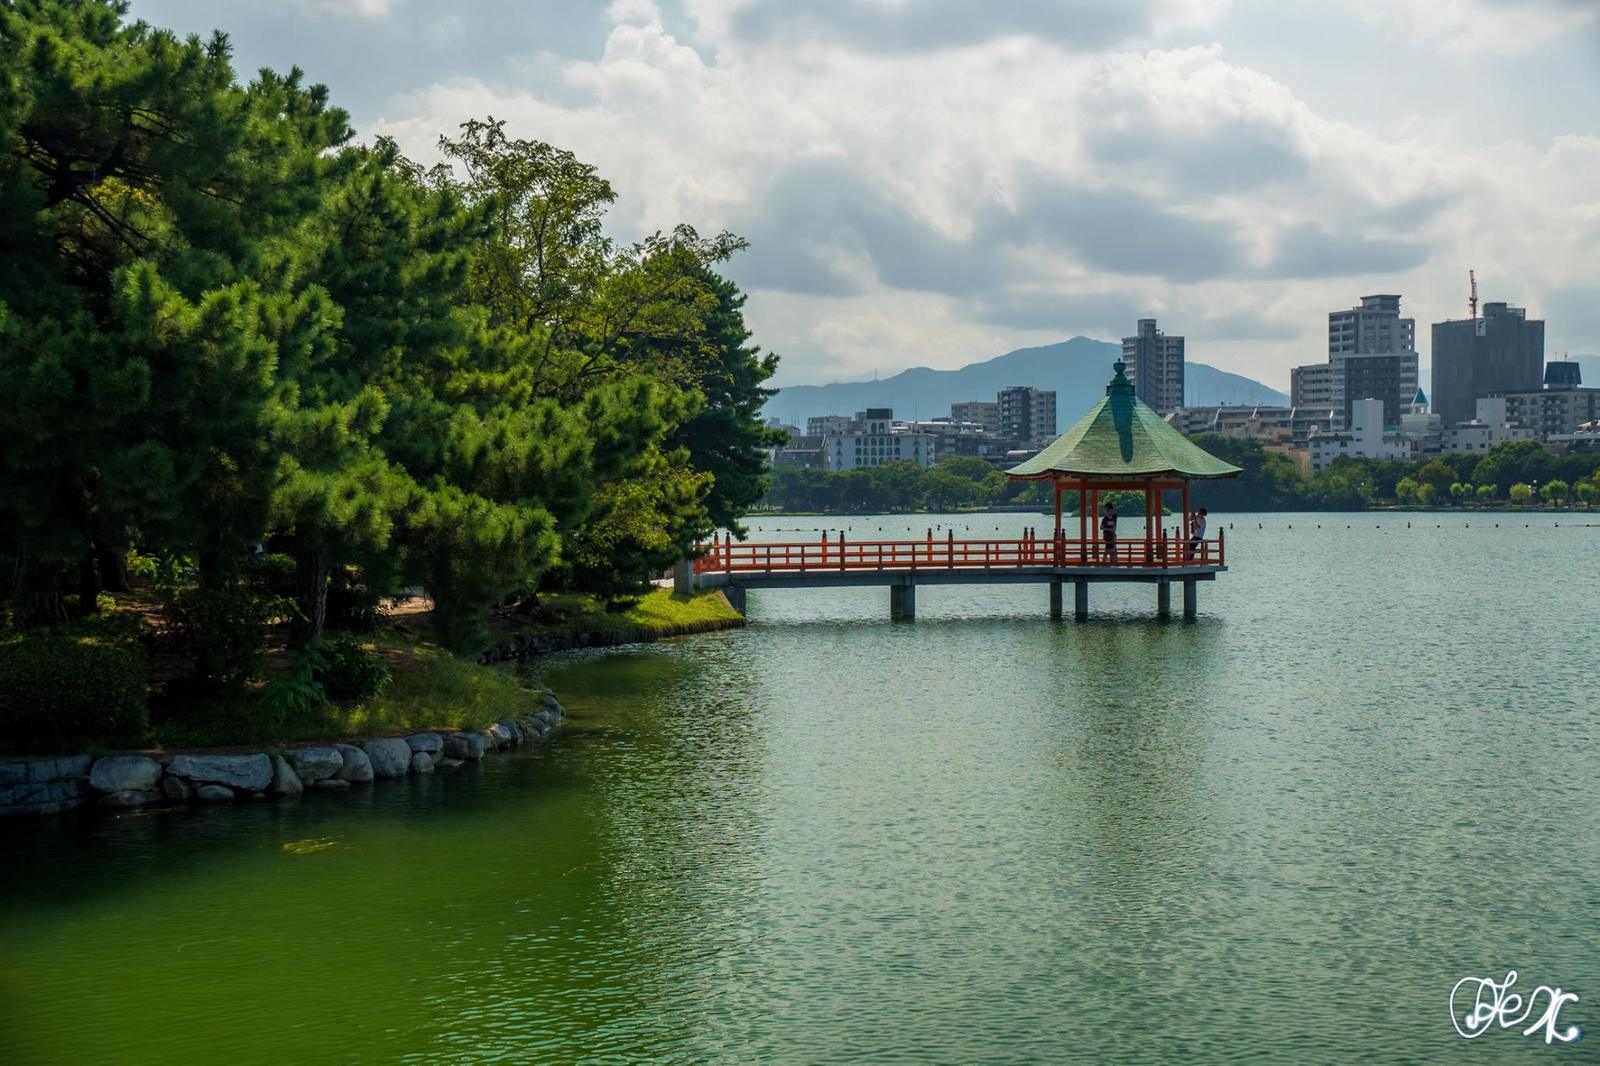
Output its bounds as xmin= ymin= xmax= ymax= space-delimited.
xmin=1348 ymin=0 xmax=1599 ymax=55
xmin=369 ymin=4 xmax=1597 ymax=388
xmin=278 ymin=0 xmax=397 ymax=17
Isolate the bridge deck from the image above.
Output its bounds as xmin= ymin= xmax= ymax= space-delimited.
xmin=687 ymin=534 xmax=1227 ymax=620
xmin=694 ymin=565 xmax=1221 ymax=589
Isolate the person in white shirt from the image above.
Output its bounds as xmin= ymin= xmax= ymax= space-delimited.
xmin=1187 ymin=508 xmax=1208 ymax=560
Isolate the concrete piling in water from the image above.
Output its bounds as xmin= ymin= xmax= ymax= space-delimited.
xmin=1157 ymin=580 xmax=1171 ymax=619
xmin=1049 ymin=579 xmax=1063 ymax=620
xmin=1182 ymin=578 xmax=1197 ymax=621
xmin=1074 ymin=581 xmax=1089 ymax=622
xmin=889 ymin=582 xmax=916 ymax=620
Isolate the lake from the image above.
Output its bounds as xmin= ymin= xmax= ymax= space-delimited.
xmin=2 ymin=512 xmax=1596 ymax=1062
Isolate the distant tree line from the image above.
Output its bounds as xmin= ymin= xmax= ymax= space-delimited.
xmin=761 ymin=439 xmax=1600 ymax=514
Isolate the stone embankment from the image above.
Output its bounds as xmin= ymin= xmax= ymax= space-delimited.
xmin=0 ymin=686 xmax=567 ymax=819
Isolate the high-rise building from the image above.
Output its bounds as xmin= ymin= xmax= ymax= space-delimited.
xmin=1431 ymin=301 xmax=1545 ymax=426
xmin=1328 ymin=294 xmax=1414 ymax=356
xmin=1291 ymin=294 xmax=1419 ymax=429
xmin=1121 ymin=319 xmax=1185 ymax=413
xmin=997 ymin=386 xmax=1056 ymax=447
xmin=949 ymin=401 xmax=1000 ymax=435
xmin=1330 ymin=350 xmax=1418 ymax=429
xmin=1290 ymin=363 xmax=1335 ymax=409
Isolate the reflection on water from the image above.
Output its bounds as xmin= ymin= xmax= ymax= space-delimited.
xmin=1 ymin=513 xmax=1597 ymax=1063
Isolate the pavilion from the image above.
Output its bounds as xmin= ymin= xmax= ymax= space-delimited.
xmin=1006 ymin=360 xmax=1241 ymax=577
xmin=686 ymin=362 xmax=1243 ymax=622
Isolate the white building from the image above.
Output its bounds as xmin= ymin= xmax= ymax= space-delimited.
xmin=1308 ymin=397 xmax=1410 ymax=470
xmin=822 ymin=408 xmax=935 ymax=471
xmin=1441 ymin=396 xmax=1536 ymax=454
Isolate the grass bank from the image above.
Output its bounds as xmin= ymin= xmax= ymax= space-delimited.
xmin=4 ymin=587 xmax=740 ymax=757
xmin=147 ymin=627 xmax=544 ymax=751
xmin=483 ymin=587 xmax=743 ymax=656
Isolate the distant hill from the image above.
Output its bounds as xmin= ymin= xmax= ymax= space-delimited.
xmin=764 ymin=337 xmax=1289 ymax=427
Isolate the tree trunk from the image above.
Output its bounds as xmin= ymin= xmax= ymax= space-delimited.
xmin=96 ymin=542 xmax=131 ymax=593
xmin=289 ymin=543 xmax=328 ymax=650
xmin=77 ymin=551 xmax=102 ymax=614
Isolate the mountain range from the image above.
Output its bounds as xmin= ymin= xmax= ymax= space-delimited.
xmin=763 ymin=337 xmax=1290 ymax=428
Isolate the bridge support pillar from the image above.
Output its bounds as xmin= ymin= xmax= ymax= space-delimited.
xmin=1182 ymin=578 xmax=1197 ymax=621
xmin=890 ymin=582 xmax=916 ymax=621
xmin=723 ymin=585 xmax=746 ymax=615
xmin=674 ymin=557 xmax=695 ymax=595
xmin=1156 ymin=579 xmax=1171 ymax=619
xmin=1049 ymin=579 xmax=1063 ymax=620
xmin=1073 ymin=580 xmax=1088 ymax=622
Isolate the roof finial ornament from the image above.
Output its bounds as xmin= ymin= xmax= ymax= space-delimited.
xmin=1107 ymin=360 xmax=1133 ymax=395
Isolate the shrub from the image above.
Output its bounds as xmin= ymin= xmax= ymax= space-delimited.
xmin=260 ymin=642 xmax=329 ymax=730
xmin=313 ymin=634 xmax=391 ymax=702
xmin=0 ymin=625 xmax=149 ymax=754
xmin=167 ymin=585 xmax=290 ymax=691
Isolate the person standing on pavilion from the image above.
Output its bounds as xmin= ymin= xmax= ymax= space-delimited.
xmin=1187 ymin=508 xmax=1208 ymax=560
xmin=1100 ymin=501 xmax=1117 ymax=563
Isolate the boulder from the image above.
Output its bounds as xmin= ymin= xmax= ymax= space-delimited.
xmin=309 ymin=777 xmax=351 ymax=791
xmin=334 ymin=744 xmax=373 ymax=783
xmin=0 ymin=762 xmax=27 ymax=787
xmin=405 ymin=733 xmax=443 ymax=755
xmin=270 ymin=755 xmax=304 ymax=796
xmin=101 ymin=789 xmax=161 ymax=808
xmin=196 ymin=784 xmax=235 ymax=803
xmin=362 ymin=738 xmax=413 ymax=779
xmin=167 ymin=753 xmax=273 ymax=791
xmin=443 ymin=733 xmax=488 ymax=760
xmin=2 ymin=783 xmax=46 ymax=806
xmin=162 ymin=775 xmax=192 ymax=802
xmin=90 ymin=755 xmax=163 ymax=793
xmin=29 ymin=754 xmax=94 ymax=783
xmin=47 ymin=780 xmax=88 ymax=804
xmin=289 ymin=747 xmax=343 ymax=783
xmin=435 ymin=757 xmax=464 ymax=771
xmin=494 ymin=718 xmax=524 ymax=745
xmin=58 ymin=754 xmax=93 ymax=778
xmin=410 ymin=752 xmax=434 ymax=774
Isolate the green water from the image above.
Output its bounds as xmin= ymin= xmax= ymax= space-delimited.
xmin=3 ymin=513 xmax=1597 ymax=1063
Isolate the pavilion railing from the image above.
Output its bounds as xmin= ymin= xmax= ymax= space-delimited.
xmin=693 ymin=528 xmax=1225 ymax=574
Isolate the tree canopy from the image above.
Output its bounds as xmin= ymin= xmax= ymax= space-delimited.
xmin=0 ymin=2 xmax=778 ymax=652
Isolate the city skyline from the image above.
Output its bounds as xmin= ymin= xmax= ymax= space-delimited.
xmin=127 ymin=0 xmax=1600 ymax=389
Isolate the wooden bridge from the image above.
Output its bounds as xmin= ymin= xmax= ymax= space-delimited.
xmin=680 ymin=529 xmax=1226 ymax=621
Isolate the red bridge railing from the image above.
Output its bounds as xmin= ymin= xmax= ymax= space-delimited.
xmin=694 ymin=529 xmax=1224 ymax=574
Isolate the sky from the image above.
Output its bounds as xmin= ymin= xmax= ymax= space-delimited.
xmin=131 ymin=0 xmax=1600 ymax=390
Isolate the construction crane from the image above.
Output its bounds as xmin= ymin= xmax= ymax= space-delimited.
xmin=1469 ymin=269 xmax=1478 ymax=320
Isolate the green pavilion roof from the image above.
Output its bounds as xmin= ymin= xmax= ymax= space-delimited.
xmin=1006 ymin=362 xmax=1243 ymax=481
